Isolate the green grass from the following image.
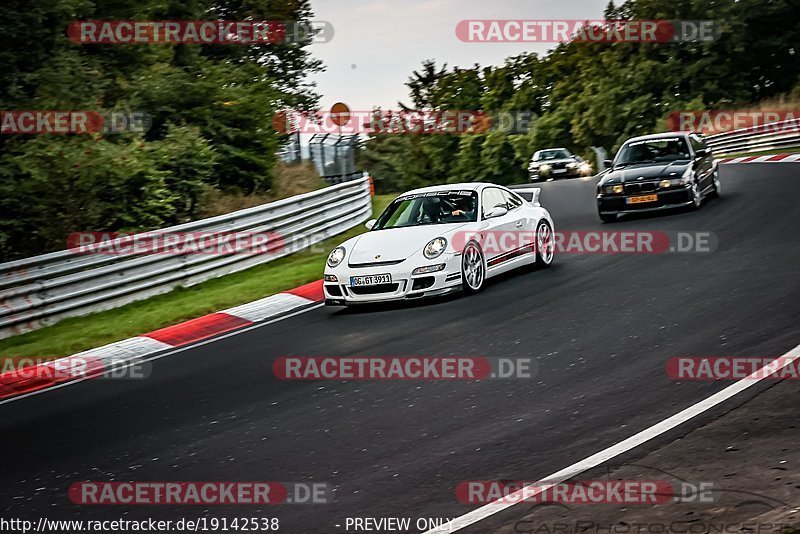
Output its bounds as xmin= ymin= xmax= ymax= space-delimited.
xmin=0 ymin=194 xmax=395 ymax=362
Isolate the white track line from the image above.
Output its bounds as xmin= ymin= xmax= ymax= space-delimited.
xmin=0 ymin=303 xmax=324 ymax=406
xmin=424 ymin=342 xmax=800 ymax=533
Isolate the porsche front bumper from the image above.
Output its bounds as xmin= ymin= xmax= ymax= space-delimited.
xmin=323 ymin=253 xmax=463 ymax=305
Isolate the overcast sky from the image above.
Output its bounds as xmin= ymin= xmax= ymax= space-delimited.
xmin=308 ymin=0 xmax=609 ymax=111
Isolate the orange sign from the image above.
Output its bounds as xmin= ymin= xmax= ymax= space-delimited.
xmin=331 ymin=102 xmax=351 ymax=127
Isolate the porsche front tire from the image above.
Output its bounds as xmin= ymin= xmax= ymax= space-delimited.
xmin=461 ymin=241 xmax=485 ymax=294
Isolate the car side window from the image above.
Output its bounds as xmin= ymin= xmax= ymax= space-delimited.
xmin=481 ymin=188 xmax=507 ymax=217
xmin=689 ymin=135 xmax=706 ymax=153
xmin=503 ymin=190 xmax=523 ymax=210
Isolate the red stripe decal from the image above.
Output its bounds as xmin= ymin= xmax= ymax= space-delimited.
xmin=285 ymin=280 xmax=324 ymax=302
xmin=143 ymin=313 xmax=252 ymax=347
xmin=766 ymin=154 xmax=789 ymax=161
xmin=740 ymin=156 xmax=760 ymax=162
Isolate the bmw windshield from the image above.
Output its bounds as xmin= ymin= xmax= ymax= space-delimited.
xmin=615 ymin=137 xmax=691 ymax=166
xmin=536 ymin=149 xmax=572 ymax=160
xmin=373 ymin=191 xmax=479 ymax=230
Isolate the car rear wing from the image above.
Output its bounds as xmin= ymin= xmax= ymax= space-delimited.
xmin=511 ymin=187 xmax=542 ymax=206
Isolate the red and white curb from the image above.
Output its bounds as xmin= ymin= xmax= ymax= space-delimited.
xmin=0 ymin=280 xmax=324 ymax=402
xmin=718 ymin=152 xmax=800 ymax=164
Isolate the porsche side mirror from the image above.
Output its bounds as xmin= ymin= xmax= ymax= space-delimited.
xmin=695 ymin=148 xmax=708 ymax=157
xmin=603 ymin=159 xmax=613 ymax=167
xmin=484 ymin=206 xmax=508 ymax=219
xmin=365 ymin=219 xmax=376 ymax=230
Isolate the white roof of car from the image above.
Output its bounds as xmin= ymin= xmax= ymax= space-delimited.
xmin=402 ymin=182 xmax=493 ymax=195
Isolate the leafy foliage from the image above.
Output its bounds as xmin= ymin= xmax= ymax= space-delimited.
xmin=361 ymin=0 xmax=799 ymax=193
xmin=0 ymin=0 xmax=321 ymax=259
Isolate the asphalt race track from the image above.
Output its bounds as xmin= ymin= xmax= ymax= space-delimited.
xmin=1 ymin=163 xmax=798 ymax=533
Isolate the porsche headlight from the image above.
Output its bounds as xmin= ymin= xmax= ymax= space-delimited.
xmin=423 ymin=237 xmax=447 ymax=259
xmin=326 ymin=246 xmax=346 ymax=268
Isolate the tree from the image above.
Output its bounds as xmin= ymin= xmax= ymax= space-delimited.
xmin=360 ymin=0 xmax=800 ymax=191
xmin=0 ymin=0 xmax=322 ymax=259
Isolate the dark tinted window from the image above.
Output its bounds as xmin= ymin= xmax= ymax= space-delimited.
xmin=616 ymin=137 xmax=691 ymax=164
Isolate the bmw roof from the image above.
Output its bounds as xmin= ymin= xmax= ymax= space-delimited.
xmin=623 ymin=131 xmax=692 ymax=143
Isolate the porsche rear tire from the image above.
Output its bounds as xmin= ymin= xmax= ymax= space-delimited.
xmin=534 ymin=219 xmax=554 ymax=268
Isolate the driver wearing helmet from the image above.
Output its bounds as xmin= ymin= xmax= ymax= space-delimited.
xmin=420 ymin=196 xmax=467 ymax=223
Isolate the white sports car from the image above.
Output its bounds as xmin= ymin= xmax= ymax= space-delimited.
xmin=323 ymin=183 xmax=555 ymax=306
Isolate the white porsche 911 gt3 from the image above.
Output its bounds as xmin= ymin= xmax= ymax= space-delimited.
xmin=323 ymin=183 xmax=554 ymax=306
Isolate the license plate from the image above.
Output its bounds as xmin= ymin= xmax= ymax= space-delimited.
xmin=350 ymin=274 xmax=392 ymax=287
xmin=627 ymin=194 xmax=658 ymax=204
xmin=553 ymin=169 xmax=567 ymax=174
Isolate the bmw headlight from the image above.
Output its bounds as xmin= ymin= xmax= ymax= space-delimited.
xmin=326 ymin=246 xmax=346 ymax=268
xmin=567 ymin=162 xmax=577 ymax=169
xmin=423 ymin=237 xmax=447 ymax=259
xmin=539 ymin=164 xmax=552 ymax=175
xmin=670 ymin=168 xmax=693 ymax=186
xmin=603 ymin=184 xmax=624 ymax=194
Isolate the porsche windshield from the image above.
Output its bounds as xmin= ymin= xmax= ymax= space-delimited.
xmin=616 ymin=137 xmax=691 ymax=165
xmin=373 ymin=191 xmax=479 ymax=229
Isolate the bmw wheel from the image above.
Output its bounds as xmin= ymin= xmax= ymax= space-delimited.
xmin=689 ymin=181 xmax=703 ymax=210
xmin=461 ymin=241 xmax=485 ymax=294
xmin=599 ymin=211 xmax=617 ymax=223
xmin=710 ymin=170 xmax=722 ymax=198
xmin=535 ymin=219 xmax=554 ymax=268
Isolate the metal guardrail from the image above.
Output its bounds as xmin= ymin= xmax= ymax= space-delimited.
xmin=324 ymin=171 xmax=366 ymax=184
xmin=704 ymin=118 xmax=800 ymax=156
xmin=0 ymin=175 xmax=373 ymax=339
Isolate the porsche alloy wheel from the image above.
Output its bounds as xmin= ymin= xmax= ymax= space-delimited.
xmin=535 ymin=219 xmax=554 ymax=267
xmin=461 ymin=242 xmax=485 ymax=294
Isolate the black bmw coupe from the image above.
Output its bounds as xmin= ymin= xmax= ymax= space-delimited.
xmin=596 ymin=132 xmax=721 ymax=222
